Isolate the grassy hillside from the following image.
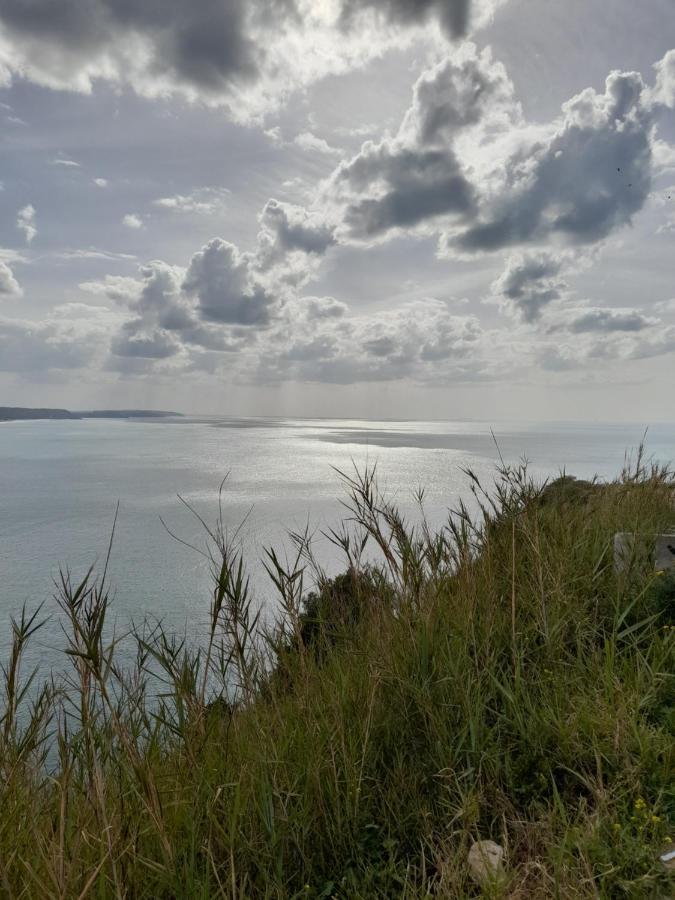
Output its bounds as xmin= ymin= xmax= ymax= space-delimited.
xmin=1 ymin=454 xmax=673 ymax=898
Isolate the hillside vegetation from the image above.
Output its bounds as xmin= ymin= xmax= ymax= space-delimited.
xmin=1 ymin=453 xmax=673 ymax=898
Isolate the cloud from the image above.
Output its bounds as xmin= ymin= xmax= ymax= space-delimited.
xmin=93 ymin=177 xmax=108 ymax=187
xmin=648 ymin=49 xmax=675 ymax=109
xmin=56 ymin=247 xmax=137 ymax=262
xmin=183 ymin=238 xmax=275 ymax=325
xmin=558 ymin=307 xmax=657 ymax=334
xmin=0 ymin=261 xmax=22 ymax=297
xmin=153 ymin=187 xmax=231 ymax=215
xmin=490 ymin=251 xmax=567 ymax=322
xmin=338 ymin=0 xmax=504 ymax=40
xmin=16 ymin=204 xmax=37 ymax=243
xmin=537 ymin=324 xmax=675 ymax=372
xmin=122 ymin=213 xmax=143 ymax=229
xmin=328 ymin=44 xmax=516 ymax=241
xmin=110 ymin=325 xmax=180 ymax=359
xmin=255 ymin=295 xmax=489 ymax=384
xmin=451 ymin=70 xmax=655 ymax=252
xmin=50 ymin=157 xmax=80 ymax=167
xmin=0 ymin=0 xmax=500 ymax=120
xmin=0 ymin=313 xmax=103 ymax=374
xmin=293 ymin=131 xmax=342 ymax=156
xmin=101 ymin=259 xmax=249 ymax=363
xmin=324 ymin=47 xmax=673 ymax=259
xmin=256 ymin=199 xmax=336 ymax=272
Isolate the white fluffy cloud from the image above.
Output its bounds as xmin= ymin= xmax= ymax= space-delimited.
xmin=153 ymin=187 xmax=231 ymax=215
xmin=648 ymin=48 xmax=675 ymax=109
xmin=122 ymin=213 xmax=143 ymax=229
xmin=0 ymin=261 xmax=22 ymax=297
xmin=16 ymin=204 xmax=37 ymax=244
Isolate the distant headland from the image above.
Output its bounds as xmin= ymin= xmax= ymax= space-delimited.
xmin=0 ymin=407 xmax=183 ymax=422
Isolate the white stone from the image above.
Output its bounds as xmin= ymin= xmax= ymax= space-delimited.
xmin=467 ymin=840 xmax=504 ymax=886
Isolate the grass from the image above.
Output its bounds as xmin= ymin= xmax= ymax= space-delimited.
xmin=0 ymin=450 xmax=673 ymax=898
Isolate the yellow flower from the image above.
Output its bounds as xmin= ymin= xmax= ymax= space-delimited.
xmin=652 ymin=815 xmax=661 ymax=823
xmin=613 ymin=823 xmax=621 ymax=831
xmin=634 ymin=798 xmax=646 ymax=810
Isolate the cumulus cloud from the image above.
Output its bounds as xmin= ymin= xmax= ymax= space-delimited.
xmin=93 ymin=177 xmax=108 ymax=187
xmin=490 ymin=251 xmax=567 ymax=322
xmin=328 ymin=44 xmax=516 ymax=241
xmin=98 ymin=259 xmax=250 ymax=363
xmin=122 ymin=213 xmax=143 ymax=229
xmin=256 ymin=199 xmax=336 ymax=274
xmin=0 ymin=261 xmax=22 ymax=297
xmin=16 ymin=204 xmax=37 ymax=243
xmin=450 ymin=70 xmax=655 ymax=253
xmin=183 ymin=238 xmax=276 ymax=325
xmin=325 ymin=46 xmax=674 ymax=258
xmin=648 ymin=49 xmax=675 ymax=109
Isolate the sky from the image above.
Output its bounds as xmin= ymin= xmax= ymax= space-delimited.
xmin=0 ymin=0 xmax=674 ymax=421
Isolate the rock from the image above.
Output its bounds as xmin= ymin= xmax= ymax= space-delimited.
xmin=467 ymin=840 xmax=504 ymax=886
xmin=614 ymin=532 xmax=675 ymax=574
xmin=654 ymin=535 xmax=675 ymax=573
xmin=659 ymin=847 xmax=675 ymax=872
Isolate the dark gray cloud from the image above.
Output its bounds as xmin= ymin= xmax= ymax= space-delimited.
xmin=183 ymin=239 xmax=275 ymax=325
xmin=565 ymin=308 xmax=655 ymax=333
xmin=257 ymin=199 xmax=336 ymax=266
xmin=98 ymin=259 xmax=254 ymax=360
xmin=340 ymin=0 xmax=472 ymax=38
xmin=336 ymin=144 xmax=474 ymax=237
xmin=452 ymin=71 xmax=654 ymax=252
xmin=401 ymin=46 xmax=517 ymax=144
xmin=329 ymin=51 xmax=671 ymax=258
xmin=0 ymin=260 xmax=21 ymax=296
xmin=0 ymin=0 xmax=490 ymax=114
xmin=491 ymin=251 xmax=567 ymax=322
xmin=0 ymin=1 xmax=289 ymax=95
xmin=330 ymin=44 xmax=514 ymax=240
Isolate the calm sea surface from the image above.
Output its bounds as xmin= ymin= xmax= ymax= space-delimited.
xmin=1 ymin=417 xmax=673 ymax=672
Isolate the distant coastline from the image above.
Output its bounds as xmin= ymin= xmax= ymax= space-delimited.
xmin=0 ymin=407 xmax=183 ymax=422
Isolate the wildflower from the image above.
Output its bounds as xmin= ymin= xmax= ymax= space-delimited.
xmin=613 ymin=823 xmax=621 ymax=832
xmin=651 ymin=815 xmax=661 ymax=823
xmin=634 ymin=798 xmax=646 ymax=810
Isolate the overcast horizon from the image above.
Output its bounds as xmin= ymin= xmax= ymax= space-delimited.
xmin=1 ymin=0 xmax=674 ymax=422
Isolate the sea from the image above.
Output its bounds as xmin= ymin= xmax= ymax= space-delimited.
xmin=1 ymin=416 xmax=673 ymax=676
